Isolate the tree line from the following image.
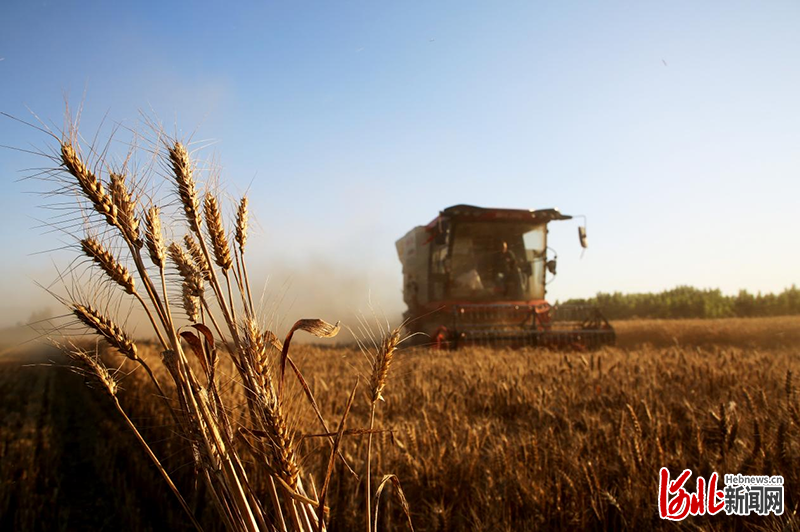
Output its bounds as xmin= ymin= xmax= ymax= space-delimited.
xmin=562 ymin=285 xmax=800 ymax=320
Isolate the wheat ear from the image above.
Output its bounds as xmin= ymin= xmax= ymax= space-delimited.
xmin=60 ymin=142 xmax=118 ymax=227
xmin=184 ymin=234 xmax=212 ymax=280
xmin=144 ymin=205 xmax=166 ymax=268
xmin=204 ymin=193 xmax=232 ymax=271
xmin=263 ymin=399 xmax=300 ymax=490
xmin=243 ymin=317 xmax=273 ymax=386
xmin=72 ymin=303 xmax=138 ymax=361
xmin=182 ymin=283 xmax=201 ymax=323
xmin=235 ymin=196 xmax=248 ymax=252
xmin=80 ymin=237 xmax=135 ymax=295
xmin=241 ymin=324 xmax=299 ymax=489
xmin=234 ymin=195 xmax=254 ymax=315
xmin=66 ymin=348 xmax=119 ymax=397
xmin=168 ymin=142 xmax=202 ymax=234
xmin=169 ymin=242 xmax=204 ymax=298
xmin=108 ymin=172 xmax=141 ymax=247
xmin=370 ymin=327 xmax=401 ymax=404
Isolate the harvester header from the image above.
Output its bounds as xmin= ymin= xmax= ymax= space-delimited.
xmin=396 ymin=204 xmax=614 ymax=348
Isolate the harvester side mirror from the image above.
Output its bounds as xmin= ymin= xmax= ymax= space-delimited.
xmin=546 ymin=259 xmax=557 ymax=275
xmin=578 ymin=226 xmax=588 ymax=249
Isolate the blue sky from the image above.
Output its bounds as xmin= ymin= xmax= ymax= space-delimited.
xmin=1 ymin=1 xmax=799 ymax=326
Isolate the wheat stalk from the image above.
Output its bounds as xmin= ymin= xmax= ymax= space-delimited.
xmin=67 ymin=347 xmax=202 ymax=530
xmin=234 ymin=195 xmax=254 ymax=315
xmin=366 ymin=326 xmax=401 ymax=532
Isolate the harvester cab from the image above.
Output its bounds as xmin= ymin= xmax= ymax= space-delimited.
xmin=395 ymin=204 xmax=615 ymax=348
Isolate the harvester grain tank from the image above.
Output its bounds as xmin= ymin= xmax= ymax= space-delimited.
xmin=396 ymin=204 xmax=614 ymax=348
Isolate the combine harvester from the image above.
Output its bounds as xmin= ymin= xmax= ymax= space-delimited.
xmin=396 ymin=204 xmax=615 ymax=348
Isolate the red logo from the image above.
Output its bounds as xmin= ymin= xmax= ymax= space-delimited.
xmin=659 ymin=468 xmax=725 ymax=520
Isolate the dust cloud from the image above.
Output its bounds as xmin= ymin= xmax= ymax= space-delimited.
xmin=0 ymin=256 xmax=407 ymax=347
xmin=245 ymin=257 xmax=406 ymax=343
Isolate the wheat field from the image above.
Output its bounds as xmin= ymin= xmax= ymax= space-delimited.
xmin=1 ymin=119 xmax=798 ymax=531
xmin=2 ymin=317 xmax=799 ymax=531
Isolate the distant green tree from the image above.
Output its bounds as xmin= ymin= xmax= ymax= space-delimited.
xmin=563 ymin=285 xmax=799 ymax=320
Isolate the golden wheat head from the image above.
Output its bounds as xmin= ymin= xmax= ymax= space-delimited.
xmin=66 ymin=349 xmax=118 ymax=397
xmin=370 ymin=327 xmax=401 ymax=403
xmin=242 ymin=317 xmax=273 ymax=385
xmin=204 ymin=193 xmax=232 ymax=271
xmin=80 ymin=237 xmax=135 ymax=295
xmin=168 ymin=242 xmax=204 ymax=297
xmin=235 ymin=196 xmax=248 ymax=252
xmin=60 ymin=142 xmax=118 ymax=227
xmin=184 ymin=234 xmax=211 ymax=281
xmin=72 ymin=303 xmax=137 ymax=361
xmin=144 ymin=205 xmax=165 ymax=268
xmin=182 ymin=282 xmax=200 ymax=323
xmin=168 ymin=142 xmax=201 ymax=234
xmin=108 ymin=172 xmax=141 ymax=247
